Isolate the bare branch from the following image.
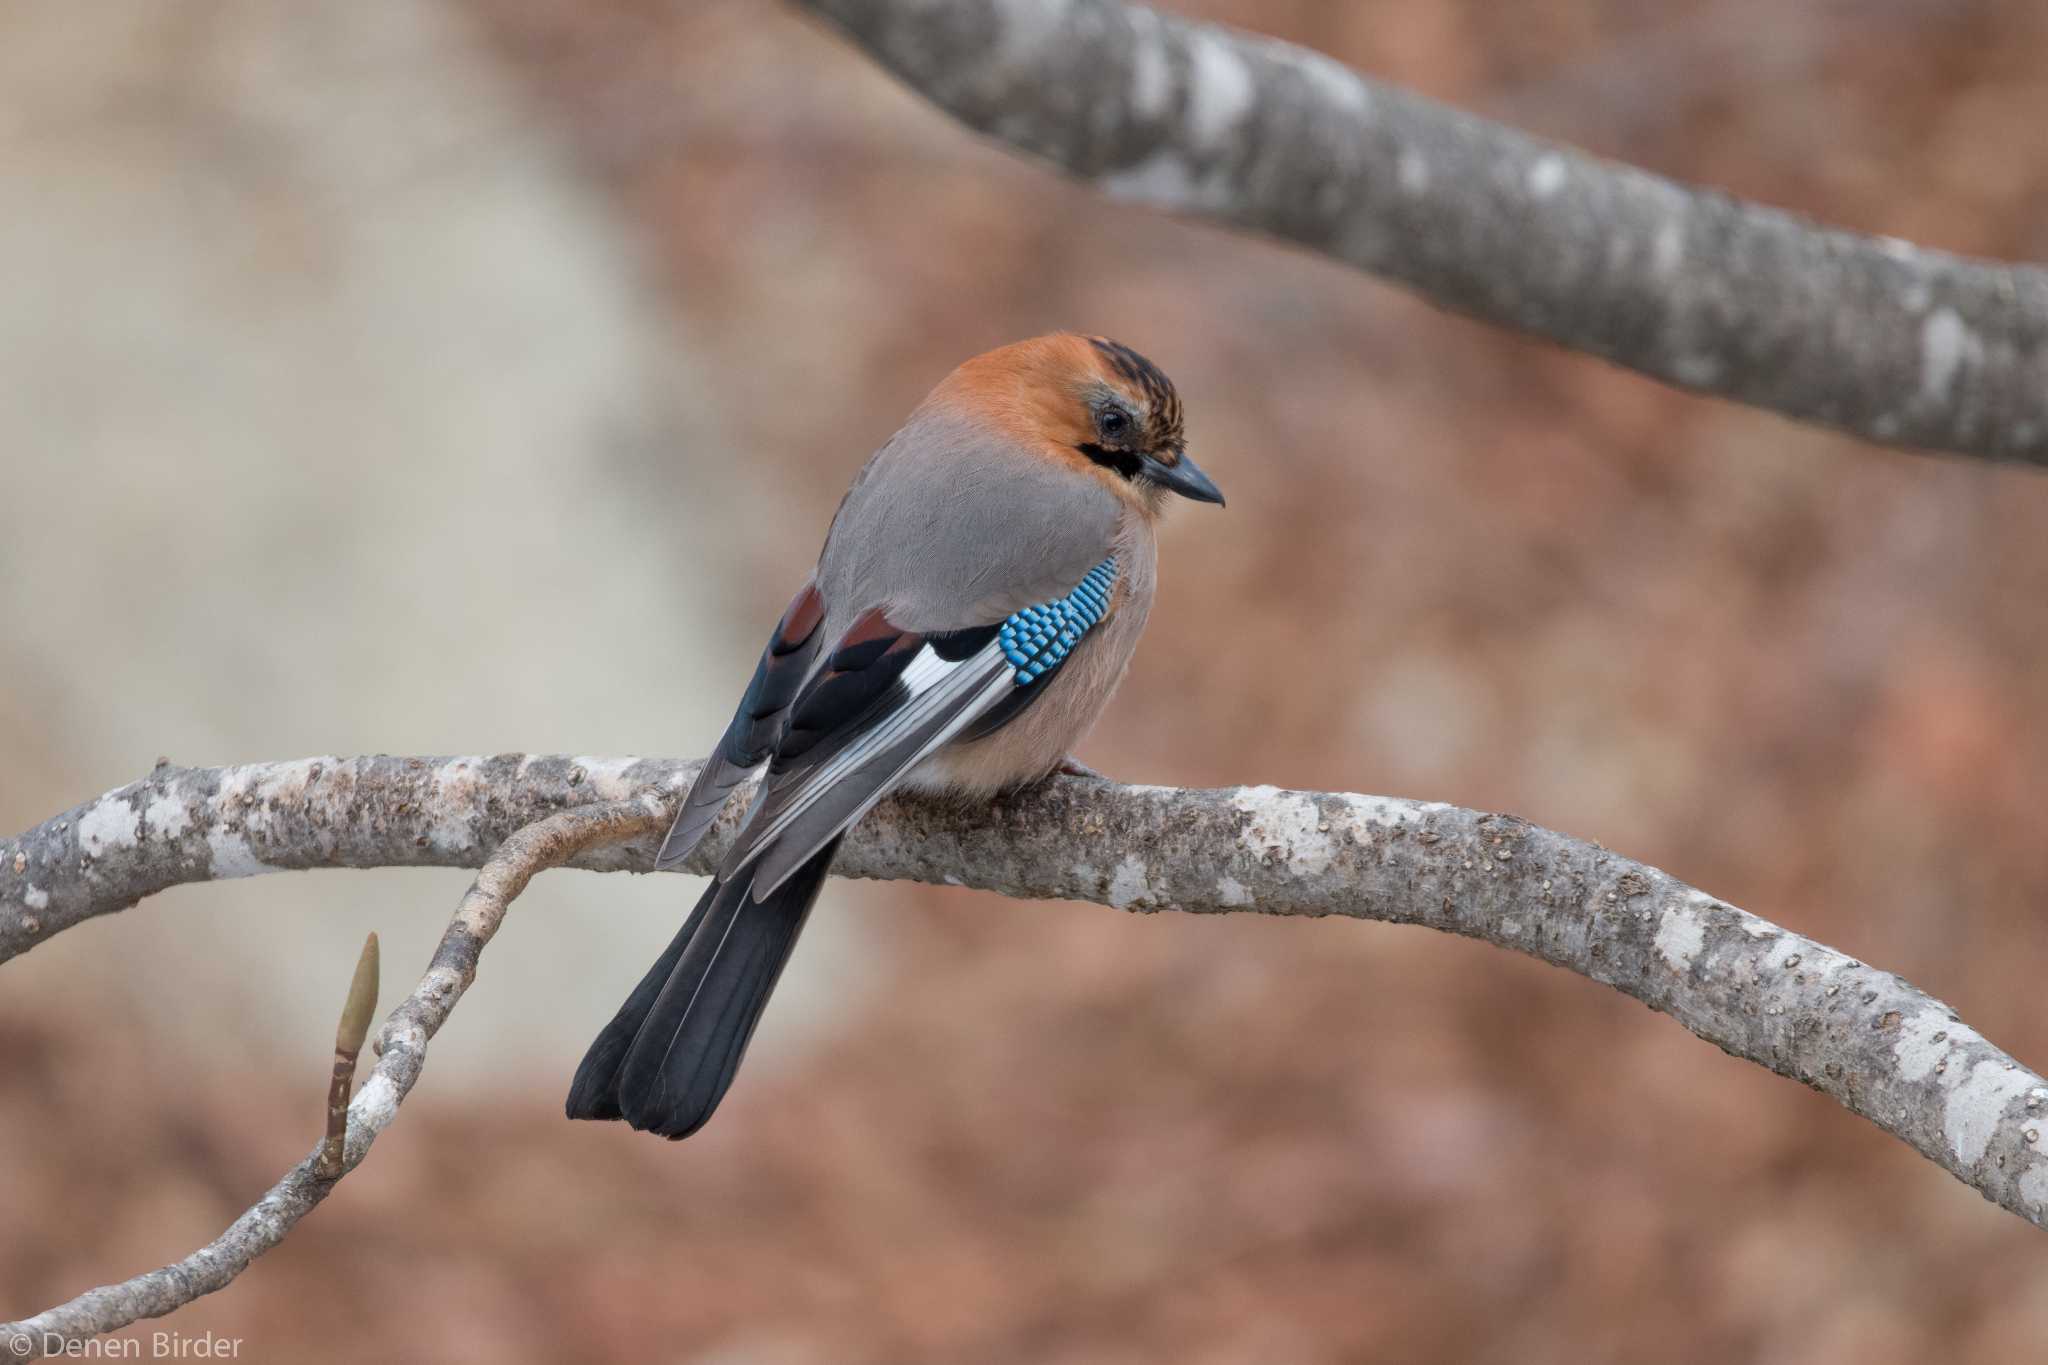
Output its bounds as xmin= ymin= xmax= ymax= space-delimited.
xmin=0 ymin=794 xmax=663 ymax=1357
xmin=794 ymin=0 xmax=2048 ymax=466
xmin=6 ymin=755 xmax=2048 ymax=1246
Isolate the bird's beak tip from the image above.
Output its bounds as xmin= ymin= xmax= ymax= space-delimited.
xmin=1151 ymin=451 xmax=1225 ymax=507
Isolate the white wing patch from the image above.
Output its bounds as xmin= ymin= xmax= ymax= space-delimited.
xmin=724 ymin=638 xmax=1015 ymax=896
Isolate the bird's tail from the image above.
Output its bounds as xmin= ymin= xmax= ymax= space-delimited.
xmin=565 ymin=836 xmax=841 ymax=1138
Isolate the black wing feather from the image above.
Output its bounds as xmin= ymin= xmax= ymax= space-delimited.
xmin=656 ymin=581 xmax=827 ymax=868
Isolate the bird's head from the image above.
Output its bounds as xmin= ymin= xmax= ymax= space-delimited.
xmin=929 ymin=333 xmax=1224 ymax=515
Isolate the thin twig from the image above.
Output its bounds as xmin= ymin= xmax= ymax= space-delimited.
xmin=0 ymin=795 xmax=665 ymax=1358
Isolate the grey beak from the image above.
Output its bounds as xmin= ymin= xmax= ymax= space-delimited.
xmin=1146 ymin=452 xmax=1225 ymax=506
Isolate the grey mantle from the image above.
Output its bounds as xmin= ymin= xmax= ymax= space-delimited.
xmin=6 ymin=755 xmax=2048 ymax=1229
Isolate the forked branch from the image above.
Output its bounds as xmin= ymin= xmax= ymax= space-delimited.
xmin=3 ymin=755 xmax=2046 ymax=1272
xmin=0 ymin=788 xmax=664 ymax=1357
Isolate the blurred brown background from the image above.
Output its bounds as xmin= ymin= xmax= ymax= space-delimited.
xmin=6 ymin=1 xmax=2048 ymax=1360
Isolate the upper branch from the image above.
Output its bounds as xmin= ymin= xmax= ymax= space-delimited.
xmin=796 ymin=0 xmax=2048 ymax=466
xmin=6 ymin=754 xmax=2048 ymax=1235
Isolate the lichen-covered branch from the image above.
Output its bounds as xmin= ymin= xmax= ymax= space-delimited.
xmin=3 ymin=755 xmax=2047 ymax=1352
xmin=0 ymin=793 xmax=663 ymax=1358
xmin=6 ymin=754 xmax=2048 ymax=1246
xmin=794 ymin=0 xmax=2048 ymax=466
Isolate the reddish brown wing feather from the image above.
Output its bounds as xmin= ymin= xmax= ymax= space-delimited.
xmin=764 ymin=607 xmax=927 ymax=771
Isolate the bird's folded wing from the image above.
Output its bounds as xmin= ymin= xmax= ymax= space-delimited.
xmin=719 ymin=609 xmax=1014 ymax=898
xmin=724 ymin=554 xmax=1121 ymax=897
xmin=655 ymin=580 xmax=828 ymax=870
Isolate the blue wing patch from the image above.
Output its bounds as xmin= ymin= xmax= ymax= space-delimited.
xmin=997 ymin=556 xmax=1118 ymax=685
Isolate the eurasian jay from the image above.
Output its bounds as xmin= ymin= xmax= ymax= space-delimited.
xmin=566 ymin=333 xmax=1224 ymax=1139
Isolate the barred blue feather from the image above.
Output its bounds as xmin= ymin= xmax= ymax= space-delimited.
xmin=997 ymin=556 xmax=1118 ymax=685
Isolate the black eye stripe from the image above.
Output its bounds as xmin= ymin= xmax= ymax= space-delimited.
xmin=1076 ymin=442 xmax=1143 ymax=480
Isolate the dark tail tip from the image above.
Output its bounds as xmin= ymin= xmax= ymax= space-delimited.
xmin=622 ymin=1084 xmax=723 ymax=1141
xmin=564 ymin=899 xmax=705 ymax=1124
xmin=564 ymin=1037 xmax=630 ymax=1122
xmin=612 ymin=878 xmax=814 ymax=1139
xmin=574 ymin=839 xmax=840 ymax=1142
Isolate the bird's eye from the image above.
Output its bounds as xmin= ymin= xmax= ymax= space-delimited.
xmin=1098 ymin=408 xmax=1131 ymax=441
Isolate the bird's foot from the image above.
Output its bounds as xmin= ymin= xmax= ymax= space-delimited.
xmin=1054 ymin=755 xmax=1108 ymax=782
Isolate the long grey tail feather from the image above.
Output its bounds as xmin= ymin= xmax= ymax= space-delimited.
xmin=566 ymin=836 xmax=842 ymax=1138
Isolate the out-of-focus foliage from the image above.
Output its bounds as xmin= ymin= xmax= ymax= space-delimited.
xmin=6 ymin=0 xmax=2048 ymax=1360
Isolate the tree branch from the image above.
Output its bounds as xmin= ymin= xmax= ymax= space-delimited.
xmin=0 ymin=792 xmax=664 ymax=1358
xmin=794 ymin=0 xmax=2048 ymax=466
xmin=5 ymin=752 xmax=2048 ymax=1269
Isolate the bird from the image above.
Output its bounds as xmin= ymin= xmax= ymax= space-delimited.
xmin=565 ymin=333 xmax=1224 ymax=1139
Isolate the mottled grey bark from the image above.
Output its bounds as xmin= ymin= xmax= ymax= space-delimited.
xmin=6 ymin=753 xmax=2048 ymax=1263
xmin=795 ymin=0 xmax=2048 ymax=466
